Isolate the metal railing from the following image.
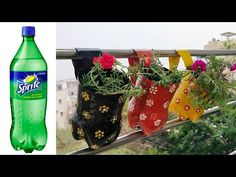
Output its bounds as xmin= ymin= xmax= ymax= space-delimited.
xmin=229 ymin=150 xmax=236 ymax=155
xmin=56 ymin=48 xmax=236 ymax=155
xmin=57 ymin=49 xmax=236 ymax=59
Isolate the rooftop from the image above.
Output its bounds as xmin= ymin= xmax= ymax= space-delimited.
xmin=221 ymin=32 xmax=236 ymax=37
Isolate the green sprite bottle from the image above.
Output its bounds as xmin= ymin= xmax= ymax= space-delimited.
xmin=10 ymin=26 xmax=47 ymax=153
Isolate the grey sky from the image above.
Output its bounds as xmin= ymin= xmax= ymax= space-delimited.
xmin=56 ymin=22 xmax=236 ymax=80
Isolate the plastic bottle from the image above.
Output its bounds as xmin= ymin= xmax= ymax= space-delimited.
xmin=10 ymin=26 xmax=47 ymax=153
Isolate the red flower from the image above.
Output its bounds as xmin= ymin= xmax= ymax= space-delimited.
xmin=93 ymin=53 xmax=116 ymax=69
xmin=144 ymin=57 xmax=151 ymax=67
xmin=139 ymin=52 xmax=152 ymax=68
xmin=93 ymin=56 xmax=101 ymax=64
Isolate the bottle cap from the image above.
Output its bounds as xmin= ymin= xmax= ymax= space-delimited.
xmin=22 ymin=26 xmax=35 ymax=36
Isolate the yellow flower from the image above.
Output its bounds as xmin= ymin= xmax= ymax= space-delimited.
xmin=95 ymin=130 xmax=105 ymax=139
xmin=77 ymin=128 xmax=84 ymax=137
xmin=81 ymin=91 xmax=90 ymax=101
xmin=110 ymin=116 xmax=118 ymax=124
xmin=90 ymin=144 xmax=99 ymax=150
xmin=118 ymin=95 xmax=125 ymax=103
xmin=82 ymin=111 xmax=91 ymax=120
xmin=99 ymin=105 xmax=109 ymax=113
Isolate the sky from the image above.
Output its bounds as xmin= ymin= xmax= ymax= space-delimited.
xmin=56 ymin=22 xmax=236 ymax=80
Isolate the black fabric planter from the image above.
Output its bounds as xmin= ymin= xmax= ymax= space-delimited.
xmin=71 ymin=49 xmax=128 ymax=150
xmin=72 ymin=84 xmax=127 ymax=149
xmin=72 ymin=48 xmax=101 ymax=79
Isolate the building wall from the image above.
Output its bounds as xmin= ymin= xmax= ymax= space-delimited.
xmin=56 ymin=89 xmax=69 ymax=129
xmin=204 ymin=41 xmax=222 ymax=50
xmin=56 ymin=79 xmax=78 ymax=129
xmin=66 ymin=80 xmax=78 ymax=125
xmin=56 ymin=81 xmax=67 ymax=90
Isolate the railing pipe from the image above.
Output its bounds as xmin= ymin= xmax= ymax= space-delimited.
xmin=57 ymin=49 xmax=236 ymax=59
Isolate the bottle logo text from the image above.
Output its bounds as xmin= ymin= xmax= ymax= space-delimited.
xmin=17 ymin=74 xmax=41 ymax=95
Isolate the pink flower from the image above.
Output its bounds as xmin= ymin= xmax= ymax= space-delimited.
xmin=93 ymin=53 xmax=116 ymax=69
xmin=230 ymin=63 xmax=236 ymax=71
xmin=192 ymin=59 xmax=207 ymax=72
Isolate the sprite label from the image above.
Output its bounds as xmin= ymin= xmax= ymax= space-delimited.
xmin=10 ymin=71 xmax=47 ymax=100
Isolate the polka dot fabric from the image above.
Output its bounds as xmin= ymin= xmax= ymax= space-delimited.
xmin=128 ymin=76 xmax=179 ymax=135
xmin=169 ymin=74 xmax=204 ymax=122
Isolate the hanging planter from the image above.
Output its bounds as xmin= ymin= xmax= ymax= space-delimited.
xmin=168 ymin=73 xmax=204 ymax=122
xmin=128 ymin=75 xmax=179 ymax=135
xmin=169 ymin=56 xmax=236 ymax=122
xmin=71 ymin=49 xmax=141 ymax=150
xmin=72 ymin=82 xmax=127 ymax=149
xmin=127 ymin=50 xmax=183 ymax=135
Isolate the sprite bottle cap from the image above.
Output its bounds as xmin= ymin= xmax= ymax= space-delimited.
xmin=22 ymin=26 xmax=35 ymax=37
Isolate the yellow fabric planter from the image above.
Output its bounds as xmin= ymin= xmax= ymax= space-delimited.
xmin=169 ymin=74 xmax=204 ymax=122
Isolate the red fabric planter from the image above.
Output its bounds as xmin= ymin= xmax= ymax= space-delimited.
xmin=128 ymin=75 xmax=178 ymax=135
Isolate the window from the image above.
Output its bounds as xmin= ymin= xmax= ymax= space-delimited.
xmin=59 ymin=99 xmax=62 ymax=104
xmin=69 ymin=91 xmax=74 ymax=96
xmin=57 ymin=84 xmax=62 ymax=90
xmin=69 ymin=119 xmax=72 ymax=124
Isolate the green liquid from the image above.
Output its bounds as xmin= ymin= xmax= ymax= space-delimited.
xmin=10 ymin=36 xmax=48 ymax=153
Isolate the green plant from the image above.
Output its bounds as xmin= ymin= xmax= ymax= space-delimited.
xmin=80 ymin=53 xmax=144 ymax=97
xmin=136 ymin=51 xmax=184 ymax=87
xmin=189 ymin=55 xmax=236 ymax=110
xmin=144 ymin=107 xmax=236 ymax=155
